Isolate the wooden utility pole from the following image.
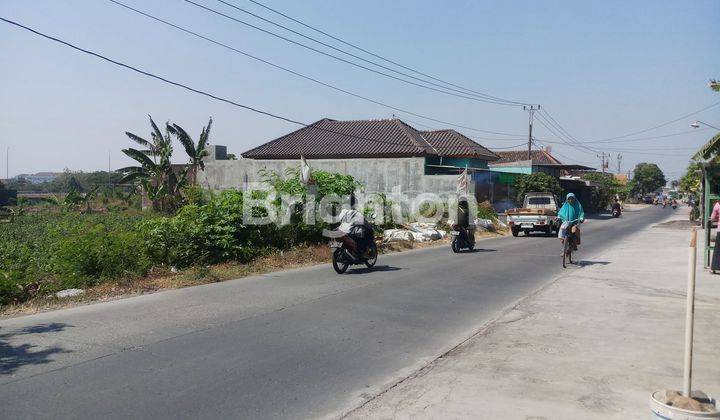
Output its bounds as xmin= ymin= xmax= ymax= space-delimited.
xmin=523 ymin=105 xmax=540 ymax=160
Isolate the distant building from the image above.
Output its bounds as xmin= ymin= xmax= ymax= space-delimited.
xmin=14 ymin=172 xmax=61 ymax=184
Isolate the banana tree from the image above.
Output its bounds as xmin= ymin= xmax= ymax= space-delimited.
xmin=119 ymin=116 xmax=187 ymax=212
xmin=166 ymin=118 xmax=212 ymax=185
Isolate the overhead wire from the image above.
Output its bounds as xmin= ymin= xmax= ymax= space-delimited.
xmin=181 ymin=0 xmax=523 ymax=106
xmin=243 ymin=0 xmax=531 ymax=106
xmin=0 ymin=16 xmax=512 ymax=154
xmin=213 ymin=0 xmax=527 ymax=105
xmin=581 ymin=100 xmax=720 ymax=143
xmin=106 ymin=0 xmax=524 ymax=137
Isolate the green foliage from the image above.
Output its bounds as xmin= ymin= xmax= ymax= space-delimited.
xmin=0 ymin=167 xmax=368 ymax=306
xmin=166 ymin=118 xmax=212 ymax=182
xmin=583 ymin=172 xmax=625 ymax=210
xmin=679 ymin=162 xmax=701 ymax=194
xmin=119 ymin=116 xmax=190 ymax=213
xmin=476 ymin=200 xmax=498 ymax=221
xmin=513 ymin=173 xmax=562 ymax=204
xmin=0 ymin=212 xmax=155 ymax=304
xmin=51 ymin=220 xmax=151 ymax=289
xmin=182 ymin=185 xmax=206 ymax=206
xmin=629 ymin=163 xmax=666 ymax=196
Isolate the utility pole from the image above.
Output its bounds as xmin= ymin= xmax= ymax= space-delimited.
xmin=616 ymin=153 xmax=622 ymax=173
xmin=523 ymin=105 xmax=540 ymax=160
xmin=5 ymin=147 xmax=8 ymax=180
xmin=597 ymin=152 xmax=608 ymax=174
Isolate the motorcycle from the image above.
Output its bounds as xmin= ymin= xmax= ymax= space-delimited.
xmin=612 ymin=207 xmax=621 ymax=218
xmin=324 ymin=215 xmax=378 ymax=274
xmin=451 ymin=223 xmax=475 ymax=253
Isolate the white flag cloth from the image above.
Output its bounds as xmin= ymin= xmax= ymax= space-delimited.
xmin=457 ymin=168 xmax=468 ymax=194
xmin=300 ymin=155 xmax=313 ymax=185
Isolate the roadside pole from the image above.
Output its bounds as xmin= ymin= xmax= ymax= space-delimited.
xmin=683 ymin=228 xmax=697 ymax=397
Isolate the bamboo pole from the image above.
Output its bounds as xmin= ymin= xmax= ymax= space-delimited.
xmin=683 ymin=228 xmax=698 ymax=397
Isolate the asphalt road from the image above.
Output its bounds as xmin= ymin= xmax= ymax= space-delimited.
xmin=0 ymin=206 xmax=672 ymax=419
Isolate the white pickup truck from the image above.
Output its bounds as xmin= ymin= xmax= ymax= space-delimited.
xmin=506 ymin=192 xmax=561 ymax=237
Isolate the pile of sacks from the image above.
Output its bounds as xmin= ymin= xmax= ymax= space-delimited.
xmin=383 ymin=222 xmax=447 ymax=243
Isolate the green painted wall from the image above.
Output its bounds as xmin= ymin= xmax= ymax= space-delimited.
xmin=488 ymin=166 xmax=532 ymax=175
xmin=424 ymin=156 xmax=490 ymax=174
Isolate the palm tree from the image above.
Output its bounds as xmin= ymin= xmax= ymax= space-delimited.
xmin=119 ymin=116 xmax=187 ymax=212
xmin=166 ymin=118 xmax=212 ymax=184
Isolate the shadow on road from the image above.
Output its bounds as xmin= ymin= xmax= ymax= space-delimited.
xmin=576 ymin=260 xmax=611 ymax=267
xmin=0 ymin=322 xmax=71 ymax=375
xmin=456 ymin=249 xmax=497 ymax=253
xmin=586 ymin=213 xmax=615 ymax=221
xmin=346 ymin=265 xmax=402 ymax=274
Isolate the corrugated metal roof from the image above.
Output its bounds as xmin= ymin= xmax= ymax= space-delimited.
xmin=242 ymin=118 xmax=497 ymax=160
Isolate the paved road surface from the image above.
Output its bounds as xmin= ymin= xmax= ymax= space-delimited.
xmin=0 ymin=206 xmax=671 ymax=419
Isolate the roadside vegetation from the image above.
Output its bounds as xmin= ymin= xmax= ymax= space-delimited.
xmin=2 ymin=117 xmax=494 ymax=309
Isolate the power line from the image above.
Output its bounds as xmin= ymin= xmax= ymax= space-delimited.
xmin=237 ymin=0 xmax=532 ymax=106
xmin=0 ymin=16 xmax=516 ymax=156
xmin=537 ymin=127 xmax=712 ymax=145
xmin=533 ymin=113 xmax=598 ymax=155
xmin=539 ymin=108 xmax=600 ymax=154
xmin=395 ymin=115 xmax=525 ymax=140
xmin=487 ymin=142 xmax=530 ymax=150
xmin=182 ymin=0 xmax=522 ymax=106
xmin=213 ymin=0 xmax=525 ymax=105
xmin=586 ymin=100 xmax=720 ymax=142
xmin=106 ymin=0 xmax=524 ymax=137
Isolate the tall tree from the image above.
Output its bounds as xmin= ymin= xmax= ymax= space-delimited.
xmin=630 ymin=163 xmax=666 ymax=195
xmin=166 ymin=118 xmax=212 ymax=184
xmin=679 ymin=162 xmax=701 ymax=195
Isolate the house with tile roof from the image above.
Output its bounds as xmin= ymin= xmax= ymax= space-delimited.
xmin=489 ymin=149 xmax=563 ymax=175
xmin=199 ymin=118 xmax=500 ymax=196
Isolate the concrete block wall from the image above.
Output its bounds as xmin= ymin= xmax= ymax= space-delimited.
xmin=197 ymin=157 xmax=472 ymax=197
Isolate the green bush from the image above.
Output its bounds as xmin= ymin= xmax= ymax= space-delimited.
xmin=476 ymin=200 xmax=498 ymax=221
xmin=0 ymin=212 xmax=155 ymax=304
xmin=513 ymin=173 xmax=562 ymax=205
xmin=51 ymin=222 xmax=151 ymax=289
xmin=0 ymin=169 xmax=365 ymax=305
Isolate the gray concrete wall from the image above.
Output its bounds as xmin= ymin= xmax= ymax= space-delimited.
xmin=197 ymin=157 xmax=473 ymax=196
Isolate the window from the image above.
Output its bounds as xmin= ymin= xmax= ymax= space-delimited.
xmin=528 ymin=197 xmax=551 ymax=205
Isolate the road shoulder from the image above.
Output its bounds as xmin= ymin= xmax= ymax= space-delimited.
xmin=347 ymin=210 xmax=720 ymax=419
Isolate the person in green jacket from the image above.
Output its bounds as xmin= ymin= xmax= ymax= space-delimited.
xmin=558 ymin=192 xmax=585 ymax=246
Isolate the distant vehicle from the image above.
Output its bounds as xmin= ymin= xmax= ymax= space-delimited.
xmin=506 ymin=192 xmax=561 ymax=237
xmin=643 ymin=196 xmax=654 ymax=204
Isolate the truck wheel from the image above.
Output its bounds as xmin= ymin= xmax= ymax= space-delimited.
xmin=511 ymin=227 xmax=519 ymax=237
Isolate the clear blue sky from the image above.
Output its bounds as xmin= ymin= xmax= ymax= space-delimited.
xmin=1 ymin=0 xmax=718 ymax=181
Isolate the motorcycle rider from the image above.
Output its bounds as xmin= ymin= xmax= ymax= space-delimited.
xmin=611 ymin=198 xmax=622 ymax=216
xmin=337 ymin=194 xmax=372 ymax=258
xmin=558 ymin=193 xmax=585 ymax=251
